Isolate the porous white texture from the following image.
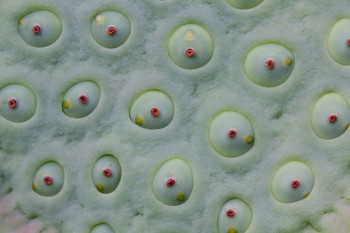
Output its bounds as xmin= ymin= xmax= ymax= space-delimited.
xmin=0 ymin=0 xmax=350 ymax=232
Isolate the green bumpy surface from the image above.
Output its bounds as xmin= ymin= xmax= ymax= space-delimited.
xmin=1 ymin=0 xmax=350 ymax=232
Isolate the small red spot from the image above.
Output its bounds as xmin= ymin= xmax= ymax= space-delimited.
xmin=265 ymin=58 xmax=275 ymax=70
xmin=78 ymin=95 xmax=88 ymax=105
xmin=227 ymin=129 xmax=237 ymax=139
xmin=166 ymin=178 xmax=176 ymax=187
xmin=8 ymin=98 xmax=17 ymax=109
xmin=185 ymin=48 xmax=195 ymax=57
xmin=291 ymin=179 xmax=300 ymax=189
xmin=43 ymin=176 xmax=53 ymax=185
xmin=328 ymin=113 xmax=338 ymax=124
xmin=226 ymin=209 xmax=236 ymax=218
xmin=103 ymin=168 xmax=112 ymax=177
xmin=32 ymin=24 xmax=41 ymax=35
xmin=150 ymin=107 xmax=160 ymax=117
xmin=347 ymin=39 xmax=350 ymax=47
xmin=107 ymin=26 xmax=117 ymax=35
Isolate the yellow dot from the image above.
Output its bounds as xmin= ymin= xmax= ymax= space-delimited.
xmin=227 ymin=227 xmax=236 ymax=233
xmin=304 ymin=192 xmax=310 ymax=198
xmin=176 ymin=193 xmax=185 ymax=202
xmin=32 ymin=183 xmax=37 ymax=190
xmin=19 ymin=18 xmax=25 ymax=25
xmin=96 ymin=183 xmax=105 ymax=191
xmin=344 ymin=124 xmax=349 ymax=130
xmin=62 ymin=100 xmax=70 ymax=109
xmin=135 ymin=116 xmax=143 ymax=125
xmin=245 ymin=135 xmax=254 ymax=144
xmin=95 ymin=15 xmax=105 ymax=25
xmin=283 ymin=57 xmax=293 ymax=65
xmin=185 ymin=30 xmax=194 ymax=41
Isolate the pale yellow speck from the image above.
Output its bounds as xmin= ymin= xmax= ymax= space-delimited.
xmin=32 ymin=183 xmax=37 ymax=190
xmin=96 ymin=183 xmax=104 ymax=191
xmin=284 ymin=57 xmax=293 ymax=65
xmin=19 ymin=18 xmax=25 ymax=25
xmin=95 ymin=15 xmax=105 ymax=25
xmin=227 ymin=227 xmax=236 ymax=233
xmin=304 ymin=192 xmax=309 ymax=198
xmin=176 ymin=193 xmax=185 ymax=202
xmin=245 ymin=135 xmax=254 ymax=144
xmin=135 ymin=116 xmax=143 ymax=125
xmin=62 ymin=100 xmax=70 ymax=109
xmin=344 ymin=124 xmax=349 ymax=130
xmin=185 ymin=30 xmax=194 ymax=41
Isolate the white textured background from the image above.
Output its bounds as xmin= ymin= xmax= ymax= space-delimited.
xmin=0 ymin=0 xmax=350 ymax=232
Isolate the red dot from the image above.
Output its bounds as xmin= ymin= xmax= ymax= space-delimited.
xmin=107 ymin=26 xmax=117 ymax=35
xmin=290 ymin=179 xmax=300 ymax=189
xmin=78 ymin=95 xmax=88 ymax=105
xmin=8 ymin=98 xmax=17 ymax=109
xmin=265 ymin=58 xmax=275 ymax=70
xmin=226 ymin=209 xmax=236 ymax=218
xmin=328 ymin=113 xmax=338 ymax=124
xmin=227 ymin=129 xmax=237 ymax=139
xmin=166 ymin=178 xmax=176 ymax=187
xmin=103 ymin=168 xmax=113 ymax=177
xmin=150 ymin=107 xmax=160 ymax=117
xmin=185 ymin=48 xmax=196 ymax=57
xmin=32 ymin=24 xmax=41 ymax=35
xmin=43 ymin=176 xmax=53 ymax=185
xmin=347 ymin=39 xmax=350 ymax=47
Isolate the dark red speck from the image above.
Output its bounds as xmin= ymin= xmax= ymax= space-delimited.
xmin=226 ymin=209 xmax=236 ymax=218
xmin=103 ymin=168 xmax=113 ymax=177
xmin=166 ymin=178 xmax=176 ymax=187
xmin=79 ymin=95 xmax=88 ymax=105
xmin=43 ymin=176 xmax=53 ymax=185
xmin=107 ymin=26 xmax=117 ymax=35
xmin=32 ymin=24 xmax=41 ymax=35
xmin=8 ymin=98 xmax=17 ymax=109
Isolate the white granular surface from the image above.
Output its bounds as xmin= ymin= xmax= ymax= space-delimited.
xmin=1 ymin=0 xmax=350 ymax=232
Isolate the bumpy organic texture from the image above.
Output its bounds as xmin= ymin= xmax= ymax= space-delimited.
xmin=1 ymin=0 xmax=350 ymax=233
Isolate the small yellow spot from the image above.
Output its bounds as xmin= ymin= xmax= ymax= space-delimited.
xmin=95 ymin=15 xmax=105 ymax=25
xmin=96 ymin=183 xmax=105 ymax=191
xmin=32 ymin=183 xmax=37 ymax=190
xmin=176 ymin=193 xmax=185 ymax=202
xmin=283 ymin=57 xmax=293 ymax=65
xmin=245 ymin=135 xmax=254 ymax=144
xmin=227 ymin=227 xmax=236 ymax=233
xmin=19 ymin=18 xmax=25 ymax=25
xmin=304 ymin=192 xmax=310 ymax=198
xmin=344 ymin=124 xmax=349 ymax=130
xmin=185 ymin=30 xmax=194 ymax=41
xmin=62 ymin=100 xmax=70 ymax=109
xmin=135 ymin=116 xmax=143 ymax=125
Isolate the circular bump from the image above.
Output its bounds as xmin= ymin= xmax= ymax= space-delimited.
xmin=311 ymin=92 xmax=350 ymax=139
xmin=226 ymin=0 xmax=264 ymax=9
xmin=91 ymin=11 xmax=131 ymax=49
xmin=244 ymin=43 xmax=294 ymax=87
xmin=272 ymin=161 xmax=315 ymax=203
xmin=18 ymin=10 xmax=62 ymax=48
xmin=32 ymin=161 xmax=64 ymax=197
xmin=327 ymin=18 xmax=350 ymax=65
xmin=129 ymin=90 xmax=174 ymax=129
xmin=62 ymin=81 xmax=101 ymax=118
xmin=0 ymin=84 xmax=37 ymax=123
xmin=91 ymin=155 xmax=122 ymax=194
xmin=218 ymin=199 xmax=253 ymax=233
xmin=152 ymin=158 xmax=193 ymax=206
xmin=91 ymin=223 xmax=115 ymax=233
xmin=208 ymin=111 xmax=255 ymax=158
xmin=168 ymin=23 xmax=214 ymax=69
